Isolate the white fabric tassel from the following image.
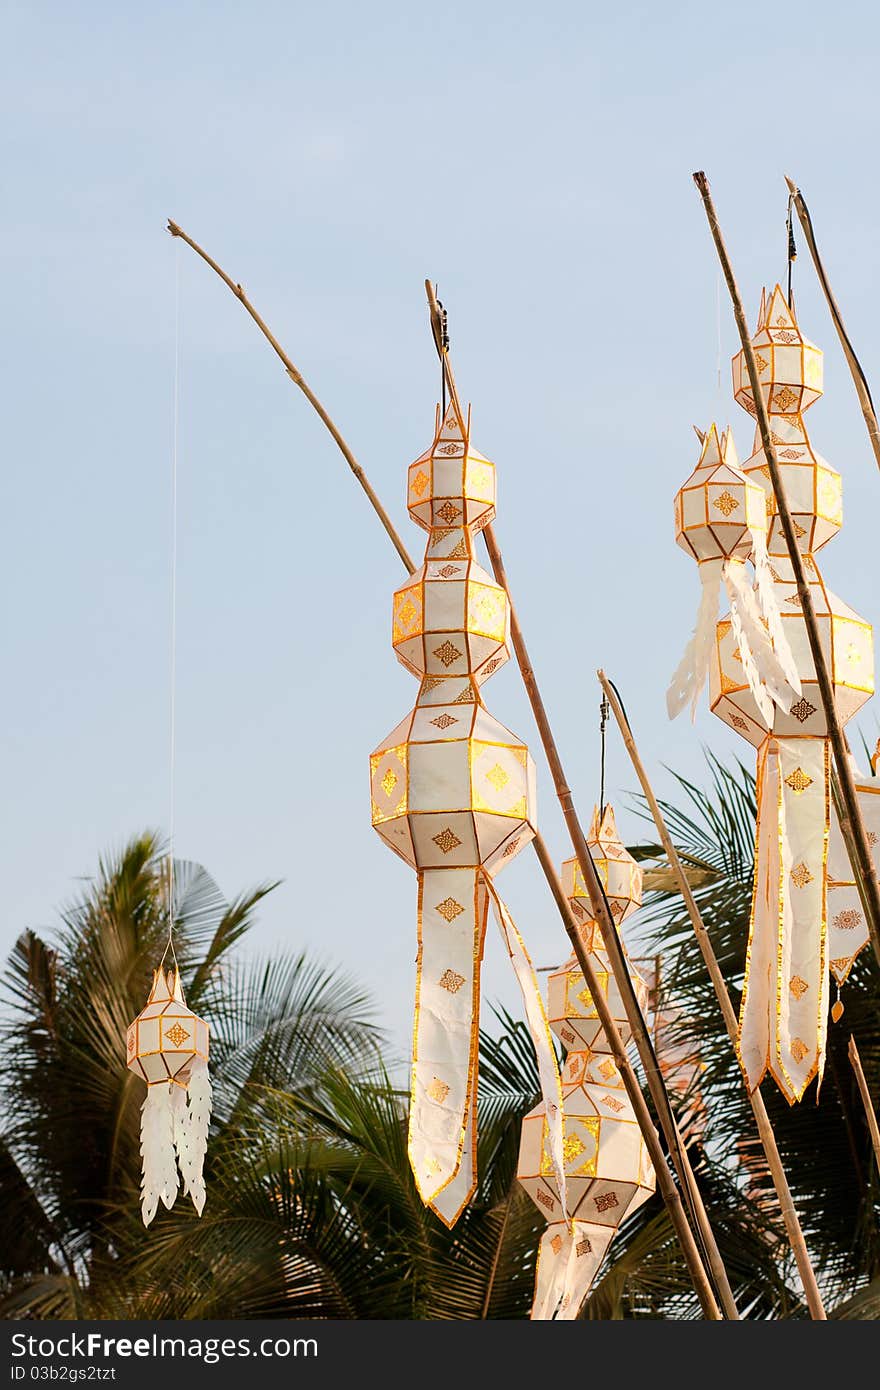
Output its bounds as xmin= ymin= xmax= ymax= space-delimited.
xmin=484 ymin=875 xmax=567 ymax=1219
xmin=170 ymin=1083 xmax=190 ymax=1196
xmin=667 ymin=558 xmax=722 ymax=721
xmin=725 ymin=558 xmax=800 ymax=713
xmin=752 ymin=537 xmax=802 ymax=696
xmin=184 ymin=1058 xmax=212 ymax=1216
xmin=140 ymin=1083 xmax=178 ymax=1227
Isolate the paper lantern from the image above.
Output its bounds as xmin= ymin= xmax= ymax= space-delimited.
xmin=370 ymin=399 xmax=563 ymax=1228
xmin=673 ymin=285 xmax=876 ymax=1101
xmin=669 ymin=423 xmax=799 ymax=725
xmin=548 ymin=805 xmax=648 ymax=1053
xmin=126 ymin=966 xmax=212 ymax=1226
xmin=518 ymin=1044 xmax=655 ymax=1318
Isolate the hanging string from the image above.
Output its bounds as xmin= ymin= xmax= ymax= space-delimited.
xmin=786 ymin=195 xmax=797 ymax=308
xmin=161 ymin=244 xmax=181 ymax=975
xmin=715 ymin=271 xmax=722 ymax=399
xmin=598 ymin=692 xmax=610 ymax=819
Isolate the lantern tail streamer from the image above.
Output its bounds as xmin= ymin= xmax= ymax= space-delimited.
xmin=739 ymin=738 xmax=830 ymax=1102
xmin=170 ymin=1082 xmax=190 ymax=1195
xmin=483 ymin=872 xmax=567 ymax=1216
xmin=666 ymin=558 xmax=722 ymax=720
xmin=723 ymin=560 xmax=797 ymax=716
xmin=752 ymin=538 xmax=802 ymax=696
xmin=410 ymin=868 xmax=486 ymax=1213
xmin=140 ymin=1083 xmax=178 ymax=1227
xmin=185 ymin=1056 xmax=212 ymax=1216
xmin=531 ymin=1223 xmax=613 ymax=1321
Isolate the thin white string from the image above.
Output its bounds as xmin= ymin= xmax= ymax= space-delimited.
xmin=164 ymin=244 xmax=181 ymax=973
xmin=716 ymin=271 xmax=722 ymax=400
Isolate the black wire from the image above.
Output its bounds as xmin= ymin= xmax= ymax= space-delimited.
xmin=786 ymin=196 xmax=797 ymax=308
xmin=599 ymin=693 xmax=609 ymax=818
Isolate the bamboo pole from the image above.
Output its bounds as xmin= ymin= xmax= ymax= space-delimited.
xmin=693 ymin=172 xmax=880 ymax=972
xmin=598 ymin=669 xmax=827 ymax=1319
xmin=168 ymin=222 xmax=724 ymax=1318
xmin=784 ymin=176 xmax=880 ymax=474
xmin=166 ymin=221 xmax=416 ymax=575
xmin=848 ymin=1036 xmax=880 ymax=1179
xmin=423 ymin=281 xmax=739 ymax=1320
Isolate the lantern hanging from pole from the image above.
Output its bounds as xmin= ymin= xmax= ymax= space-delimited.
xmin=126 ymin=966 xmax=212 ymax=1226
xmin=518 ymin=806 xmax=656 ymax=1319
xmin=370 ymin=398 xmax=564 ymax=1227
xmin=672 ymin=286 xmax=876 ymax=1102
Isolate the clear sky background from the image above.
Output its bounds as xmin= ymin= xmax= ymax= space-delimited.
xmin=4 ymin=1 xmax=880 ymax=1057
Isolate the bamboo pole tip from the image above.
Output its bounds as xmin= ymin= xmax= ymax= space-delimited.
xmin=692 ymin=170 xmax=709 ymax=194
xmin=167 ymin=219 xmax=181 ymax=237
xmin=784 ymin=175 xmax=799 ymax=197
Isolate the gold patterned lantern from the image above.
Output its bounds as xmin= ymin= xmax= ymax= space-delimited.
xmin=675 ymin=285 xmax=876 ymax=1102
xmin=126 ymin=966 xmax=212 ymax=1226
xmin=669 ymin=423 xmax=800 ymax=725
xmin=518 ymin=1048 xmax=655 ymax=1317
xmin=548 ymin=804 xmax=648 ymax=1054
xmin=826 ymin=768 xmax=880 ymax=999
xmin=370 ymin=399 xmax=564 ymax=1228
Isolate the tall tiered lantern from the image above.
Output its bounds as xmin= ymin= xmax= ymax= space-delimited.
xmin=370 ymin=399 xmax=563 ymax=1226
xmin=672 ymin=286 xmax=876 ymax=1102
xmin=517 ymin=805 xmax=655 ymax=1319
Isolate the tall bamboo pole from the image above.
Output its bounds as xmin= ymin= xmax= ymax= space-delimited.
xmin=848 ymin=1037 xmax=880 ymax=1179
xmin=693 ymin=172 xmax=880 ymax=972
xmin=784 ymin=176 xmax=880 ymax=474
xmin=167 ymin=222 xmax=724 ymax=1317
xmin=422 ymin=283 xmax=739 ymax=1320
xmin=598 ymin=669 xmax=827 ymax=1319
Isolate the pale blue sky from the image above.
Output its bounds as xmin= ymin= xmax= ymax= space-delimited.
xmin=3 ymin=1 xmax=880 ymax=1050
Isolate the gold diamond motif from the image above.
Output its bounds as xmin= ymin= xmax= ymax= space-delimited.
xmin=785 ymin=767 xmax=813 ymax=794
xmin=485 ymin=763 xmax=510 ymax=791
xmin=438 ymin=443 xmax=461 ymax=455
xmin=550 ymin=1234 xmax=563 ymax=1254
xmin=833 ymin=909 xmax=862 ymax=931
xmin=790 ymin=1037 xmax=809 ymax=1064
xmin=594 ymin=1192 xmax=619 ymax=1213
xmin=435 ymin=897 xmax=464 ymax=923
xmin=127 ymin=1028 xmax=136 ymax=1055
xmin=780 ymin=448 xmax=802 ymax=459
xmin=755 ymin=352 xmax=768 ymax=372
xmin=432 ymin=828 xmax=462 ymax=854
xmin=412 ymin=470 xmax=429 ymax=496
xmin=601 ymin=1094 xmax=625 ymax=1113
xmin=380 ymin=768 xmax=398 ymax=797
xmin=438 ymin=969 xmax=466 ymax=994
xmin=790 ymin=862 xmax=813 ymax=888
xmin=830 ymin=957 xmax=852 ymax=974
xmin=431 ymin=713 xmax=457 ymax=729
xmin=599 ymin=1059 xmax=616 ymax=1079
xmin=775 ymin=329 xmax=798 ymax=344
xmin=775 ymin=387 xmax=799 ymax=411
xmin=438 ymin=564 xmax=460 ymax=578
xmin=789 ymin=698 xmax=816 ymax=723
xmin=537 ymin=1190 xmax=554 ymax=1210
xmin=427 ymin=1077 xmax=450 ymax=1104
xmin=436 ymin=501 xmax=461 ymax=524
xmin=789 ymin=976 xmax=809 ymax=999
xmin=165 ymin=1022 xmax=190 ymax=1048
xmin=730 ymin=713 xmax=748 ymax=730
xmin=502 ymin=836 xmax=521 ymax=858
xmin=433 ymin=640 xmax=462 ymax=667
xmin=576 ymin=1237 xmax=593 ymax=1257
xmin=714 ymin=490 xmax=740 ymax=517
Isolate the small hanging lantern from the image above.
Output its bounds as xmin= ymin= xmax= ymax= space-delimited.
xmin=548 ymin=805 xmax=648 ymax=1053
xmin=126 ymin=966 xmax=212 ymax=1226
